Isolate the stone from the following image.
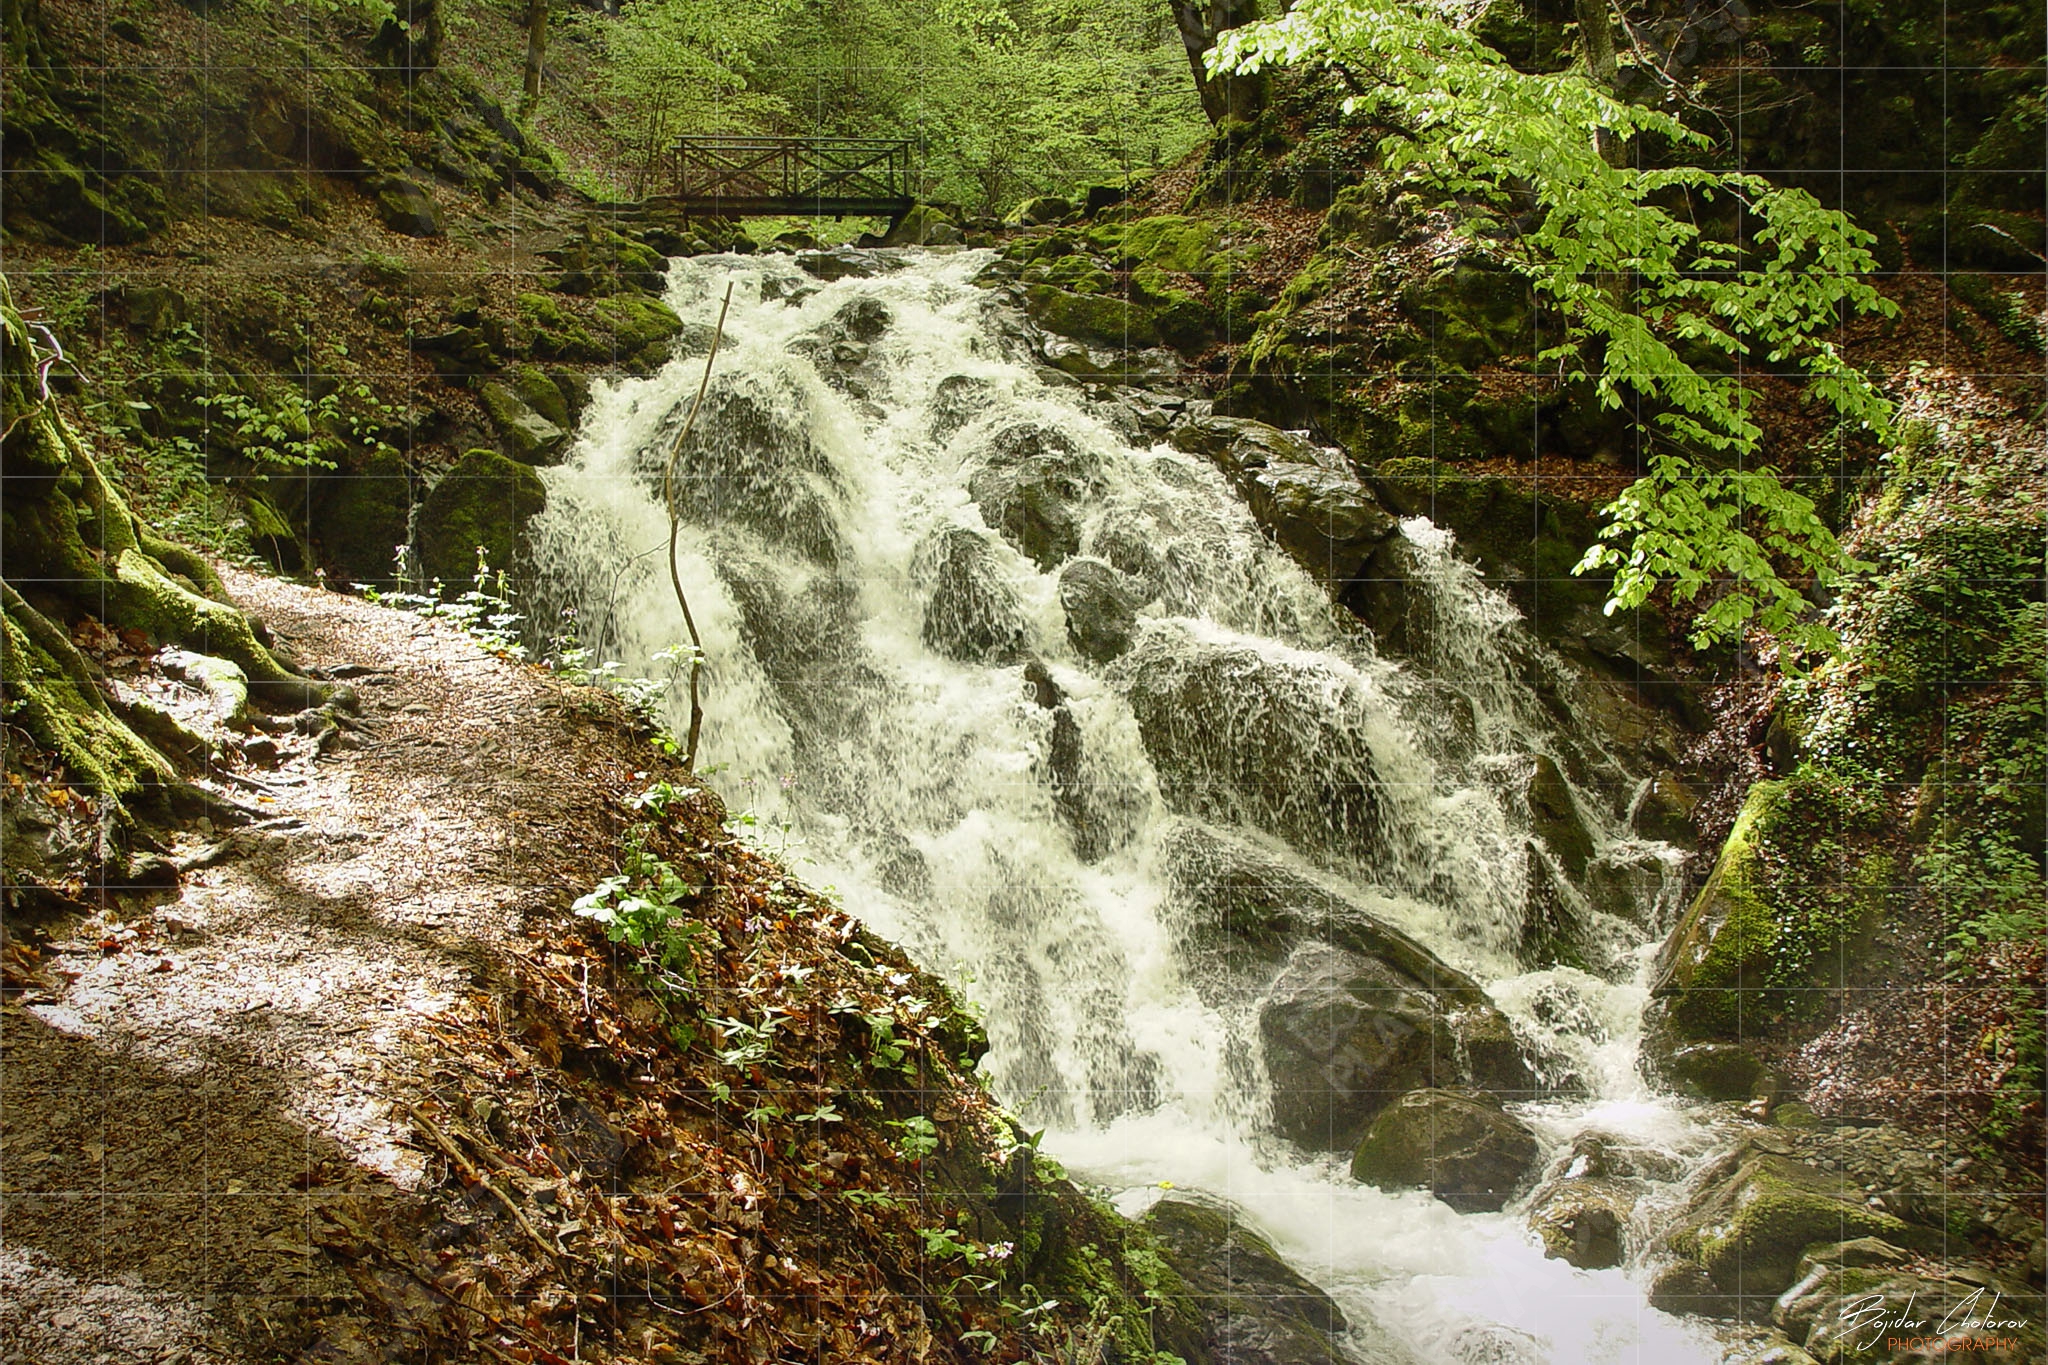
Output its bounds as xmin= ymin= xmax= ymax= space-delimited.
xmin=369 ymin=174 xmax=441 ymax=237
xmin=1529 ymin=1176 xmax=1635 ymax=1268
xmin=1011 ymin=195 xmax=1074 ymax=227
xmin=414 ymin=448 xmax=547 ymax=585
xmin=1120 ymin=634 xmax=1387 ymax=857
xmin=967 ymin=423 xmax=1096 ymax=571
xmin=1057 ymin=557 xmax=1143 ymax=664
xmin=1660 ymin=1041 xmax=1769 ymax=1102
xmin=1024 ymin=285 xmax=1159 ymax=350
xmin=314 ymin=447 xmax=412 ymax=585
xmin=1139 ymin=1194 xmax=1351 ymax=1365
xmin=1647 ymin=781 xmax=1785 ymax=1039
xmin=1258 ymin=939 xmax=1533 ymax=1153
xmin=478 ymin=380 xmax=569 ymax=465
xmin=880 ymin=205 xmax=960 ymax=247
xmin=1651 ymin=1136 xmax=1938 ymax=1314
xmin=928 ymin=374 xmax=999 ymax=443
xmin=913 ymin=528 xmax=1027 ymax=664
xmin=1349 ymin=1087 xmax=1540 ymax=1213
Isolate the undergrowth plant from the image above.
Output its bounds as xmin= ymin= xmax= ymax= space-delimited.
xmin=1212 ymin=0 xmax=1901 ymax=657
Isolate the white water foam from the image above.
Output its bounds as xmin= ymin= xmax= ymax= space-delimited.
xmin=528 ymin=248 xmax=1726 ymax=1364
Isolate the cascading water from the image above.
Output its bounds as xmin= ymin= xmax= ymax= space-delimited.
xmin=529 ymin=249 xmax=1729 ymax=1364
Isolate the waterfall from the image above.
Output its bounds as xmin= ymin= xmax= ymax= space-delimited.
xmin=528 ymin=249 xmax=1725 ymax=1365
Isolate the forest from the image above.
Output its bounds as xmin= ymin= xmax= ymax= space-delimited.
xmin=1 ymin=1 xmax=2044 ymax=1363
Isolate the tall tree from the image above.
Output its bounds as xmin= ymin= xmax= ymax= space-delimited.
xmin=1170 ymin=0 xmax=1265 ymax=123
xmin=522 ymin=0 xmax=549 ymax=108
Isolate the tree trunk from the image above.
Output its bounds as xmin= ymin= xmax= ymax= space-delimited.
xmin=1172 ymin=0 xmax=1265 ymax=125
xmin=521 ymin=0 xmax=547 ymax=107
xmin=1576 ymin=0 xmax=1623 ymax=163
xmin=1 ymin=277 xmax=316 ymax=815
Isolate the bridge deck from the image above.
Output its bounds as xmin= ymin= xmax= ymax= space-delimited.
xmin=669 ymin=136 xmax=916 ymax=219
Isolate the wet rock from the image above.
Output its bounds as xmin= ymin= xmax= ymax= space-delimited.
xmin=913 ymin=528 xmax=1027 ymax=664
xmin=1650 ymin=1135 xmax=1939 ymax=1315
xmin=1557 ymin=1129 xmax=1685 ymax=1184
xmin=1259 ymin=940 xmax=1534 ymax=1153
xmin=928 ymin=374 xmax=999 ymax=443
xmin=1528 ymin=1176 xmax=1635 ymax=1268
xmin=1646 ymin=780 xmax=1785 ymax=1041
xmin=1058 ymin=557 xmax=1143 ymax=663
xmin=1349 ymin=1088 xmax=1540 ymax=1213
xmin=415 ymin=447 xmax=547 ymax=584
xmin=1659 ymin=1041 xmax=1771 ymax=1102
xmin=478 ymin=379 xmax=569 ymax=466
xmin=1085 ymin=510 xmax=1167 ymax=596
xmin=795 ymin=248 xmax=902 ymax=281
xmin=832 ymin=296 xmax=893 ymax=344
xmin=1525 ymin=754 xmax=1593 ymax=880
xmin=1119 ymin=633 xmax=1385 ymax=857
xmin=1169 ymin=417 xmax=1397 ymax=589
xmin=664 ymin=381 xmax=846 ymax=566
xmin=1139 ymin=1194 xmax=1351 ymax=1365
xmin=967 ymin=423 xmax=1097 ymax=571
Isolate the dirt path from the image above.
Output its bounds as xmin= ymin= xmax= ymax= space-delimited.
xmin=2 ymin=569 xmax=653 ymax=1364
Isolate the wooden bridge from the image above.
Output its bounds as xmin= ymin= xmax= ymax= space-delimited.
xmin=667 ymin=136 xmax=916 ymax=219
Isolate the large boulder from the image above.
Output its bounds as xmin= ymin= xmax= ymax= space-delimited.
xmin=1119 ymin=633 xmax=1386 ymax=858
xmin=914 ymin=528 xmax=1027 ymax=664
xmin=1024 ymin=285 xmax=1160 ymax=350
xmin=928 ymin=374 xmax=1000 ymax=444
xmin=1058 ymin=557 xmax=1145 ymax=663
xmin=666 ymin=380 xmax=847 ymax=566
xmin=1139 ymin=1195 xmax=1352 ymax=1365
xmin=415 ymin=448 xmax=547 ymax=585
xmin=1772 ymin=1241 xmax=2045 ymax=1364
xmin=1259 ymin=940 xmax=1533 ymax=1152
xmin=967 ymin=422 xmax=1098 ymax=571
xmin=1169 ymin=417 xmax=1398 ymax=592
xmin=1349 ymin=1088 xmax=1540 ymax=1213
xmin=1648 ymin=1135 xmax=1938 ymax=1318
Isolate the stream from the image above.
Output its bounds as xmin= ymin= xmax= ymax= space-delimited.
xmin=529 ymin=248 xmax=1732 ymax=1364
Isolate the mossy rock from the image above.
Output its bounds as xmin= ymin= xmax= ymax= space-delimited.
xmin=1350 ymin=1087 xmax=1540 ymax=1212
xmin=1140 ymin=1194 xmax=1351 ymax=1365
xmin=1657 ymin=1139 xmax=1940 ymax=1311
xmin=507 ymin=365 xmax=573 ymax=430
xmin=314 ymin=447 xmax=413 ymax=585
xmin=1116 ymin=215 xmax=1222 ymax=272
xmin=1529 ymin=1176 xmax=1637 ymax=1269
xmin=367 ymin=174 xmax=442 ymax=237
xmin=591 ymin=295 xmax=687 ymax=370
xmin=1027 ymin=254 xmax=1116 ymax=295
xmin=1647 ymin=781 xmax=1785 ymax=1038
xmin=478 ymin=380 xmax=569 ymax=466
xmin=878 ymin=204 xmax=961 ymax=246
xmin=1023 ymin=285 xmax=1159 ymax=350
xmin=415 ymin=448 xmax=547 ymax=586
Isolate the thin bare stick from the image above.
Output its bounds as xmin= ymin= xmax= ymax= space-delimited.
xmin=662 ymin=282 xmax=734 ymax=772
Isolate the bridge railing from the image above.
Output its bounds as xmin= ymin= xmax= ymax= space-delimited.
xmin=671 ymin=136 xmax=915 ymax=210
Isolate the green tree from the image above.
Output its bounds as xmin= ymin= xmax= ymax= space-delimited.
xmin=1212 ymin=0 xmax=1899 ymax=656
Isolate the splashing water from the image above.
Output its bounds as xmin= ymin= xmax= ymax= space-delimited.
xmin=528 ymin=249 xmax=1727 ymax=1364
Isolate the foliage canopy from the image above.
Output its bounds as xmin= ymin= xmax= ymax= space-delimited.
xmin=1213 ymin=0 xmax=1901 ymax=655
